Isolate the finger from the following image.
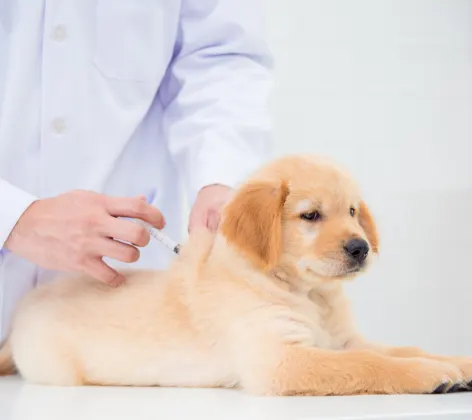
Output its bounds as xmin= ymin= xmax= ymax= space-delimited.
xmin=101 ymin=217 xmax=150 ymax=247
xmin=105 ymin=196 xmax=165 ymax=229
xmin=84 ymin=258 xmax=125 ymax=287
xmin=94 ymin=238 xmax=140 ymax=264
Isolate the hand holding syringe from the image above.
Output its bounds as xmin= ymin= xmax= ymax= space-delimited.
xmin=133 ymin=193 xmax=181 ymax=255
xmin=133 ymin=219 xmax=181 ymax=255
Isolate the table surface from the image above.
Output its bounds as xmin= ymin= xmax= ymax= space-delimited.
xmin=1 ymin=376 xmax=472 ymax=420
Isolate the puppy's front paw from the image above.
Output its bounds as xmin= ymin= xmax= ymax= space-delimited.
xmin=393 ymin=358 xmax=463 ymax=394
xmin=444 ymin=357 xmax=472 ymax=392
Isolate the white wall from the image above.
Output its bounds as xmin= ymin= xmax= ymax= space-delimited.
xmin=266 ymin=0 xmax=472 ymax=354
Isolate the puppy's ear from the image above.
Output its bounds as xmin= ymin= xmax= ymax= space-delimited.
xmin=359 ymin=201 xmax=379 ymax=254
xmin=221 ymin=181 xmax=289 ymax=270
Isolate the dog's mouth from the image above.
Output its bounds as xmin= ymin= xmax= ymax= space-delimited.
xmin=322 ymin=266 xmax=362 ymax=279
xmin=303 ymin=259 xmax=365 ymax=280
xmin=344 ymin=266 xmax=362 ymax=274
xmin=339 ymin=265 xmax=364 ymax=277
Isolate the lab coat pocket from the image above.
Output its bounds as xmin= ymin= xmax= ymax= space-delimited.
xmin=94 ymin=0 xmax=165 ymax=82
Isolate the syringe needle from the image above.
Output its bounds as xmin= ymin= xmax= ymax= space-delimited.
xmin=133 ymin=219 xmax=181 ymax=254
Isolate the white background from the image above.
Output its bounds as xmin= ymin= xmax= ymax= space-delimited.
xmin=265 ymin=0 xmax=472 ymax=354
xmin=2 ymin=2 xmax=472 ymax=419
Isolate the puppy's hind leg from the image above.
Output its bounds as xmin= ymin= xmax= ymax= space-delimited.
xmin=11 ymin=333 xmax=83 ymax=386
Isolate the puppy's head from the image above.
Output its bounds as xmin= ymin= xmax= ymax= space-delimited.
xmin=220 ymin=155 xmax=378 ymax=284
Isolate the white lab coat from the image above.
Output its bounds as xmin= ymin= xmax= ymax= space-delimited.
xmin=0 ymin=0 xmax=273 ymax=340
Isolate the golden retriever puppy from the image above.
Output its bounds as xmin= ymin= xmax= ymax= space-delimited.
xmin=1 ymin=154 xmax=471 ymax=395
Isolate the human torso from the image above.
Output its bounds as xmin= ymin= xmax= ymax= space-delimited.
xmin=0 ymin=1 xmax=184 ymax=340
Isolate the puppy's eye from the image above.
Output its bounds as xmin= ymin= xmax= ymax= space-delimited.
xmin=350 ymin=207 xmax=355 ymax=217
xmin=301 ymin=211 xmax=321 ymax=222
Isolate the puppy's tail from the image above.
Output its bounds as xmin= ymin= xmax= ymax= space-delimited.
xmin=0 ymin=339 xmax=15 ymax=376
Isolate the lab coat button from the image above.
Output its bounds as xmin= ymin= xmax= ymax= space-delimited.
xmin=51 ymin=118 xmax=66 ymax=134
xmin=52 ymin=26 xmax=67 ymax=42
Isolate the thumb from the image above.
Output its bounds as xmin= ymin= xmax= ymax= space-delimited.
xmin=207 ymin=210 xmax=220 ymax=233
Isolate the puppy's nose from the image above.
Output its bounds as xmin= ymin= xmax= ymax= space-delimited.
xmin=344 ymin=239 xmax=369 ymax=263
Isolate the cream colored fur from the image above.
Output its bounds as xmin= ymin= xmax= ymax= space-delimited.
xmin=1 ymin=154 xmax=471 ymax=395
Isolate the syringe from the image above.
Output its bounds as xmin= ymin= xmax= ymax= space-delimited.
xmin=133 ymin=219 xmax=181 ymax=255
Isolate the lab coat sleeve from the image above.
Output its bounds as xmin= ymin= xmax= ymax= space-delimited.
xmin=159 ymin=0 xmax=274 ymax=205
xmin=0 ymin=179 xmax=37 ymax=247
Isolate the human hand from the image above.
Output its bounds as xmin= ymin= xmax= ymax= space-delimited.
xmin=4 ymin=190 xmax=165 ymax=287
xmin=188 ymin=184 xmax=232 ymax=233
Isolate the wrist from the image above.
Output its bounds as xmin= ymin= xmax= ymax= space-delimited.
xmin=3 ymin=199 xmax=39 ymax=252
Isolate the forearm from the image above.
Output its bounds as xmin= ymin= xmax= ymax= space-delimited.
xmin=160 ymin=0 xmax=274 ymax=204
